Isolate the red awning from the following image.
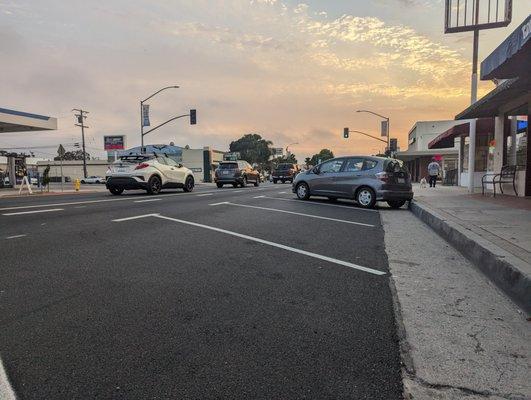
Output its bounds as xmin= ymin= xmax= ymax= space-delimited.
xmin=428 ymin=118 xmax=494 ymax=149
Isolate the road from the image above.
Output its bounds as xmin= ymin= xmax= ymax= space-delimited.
xmin=0 ymin=183 xmax=403 ymax=399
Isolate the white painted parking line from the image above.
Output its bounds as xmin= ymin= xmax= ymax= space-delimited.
xmin=256 ymin=196 xmax=378 ymax=212
xmin=196 ymin=193 xmax=213 ymax=197
xmin=2 ymin=208 xmax=64 ymax=216
xmin=209 ymin=202 xmax=230 ymax=206
xmin=0 ymin=188 xmax=222 ymax=212
xmin=6 ymin=234 xmax=27 ymax=239
xmin=0 ymin=356 xmax=16 ymax=400
xmin=113 ymin=214 xmax=385 ymax=276
xmin=134 ymin=198 xmax=162 ymax=203
xmin=212 ymin=202 xmax=375 ymax=227
xmin=253 ymin=195 xmax=266 ymax=199
xmin=112 ymin=213 xmax=159 ymax=222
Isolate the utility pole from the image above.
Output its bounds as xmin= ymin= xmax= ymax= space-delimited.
xmin=73 ymin=109 xmax=89 ymax=178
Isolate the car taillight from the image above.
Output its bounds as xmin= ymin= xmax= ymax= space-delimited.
xmin=376 ymin=172 xmax=389 ymax=182
xmin=135 ymin=163 xmax=149 ymax=170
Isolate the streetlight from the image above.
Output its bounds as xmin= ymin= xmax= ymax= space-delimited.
xmin=140 ymin=85 xmax=180 ymax=153
xmin=356 ymin=109 xmax=390 ymax=155
xmin=285 ymin=142 xmax=298 ymax=155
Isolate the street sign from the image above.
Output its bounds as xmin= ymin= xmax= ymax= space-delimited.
xmin=57 ymin=144 xmax=66 ymax=158
xmin=142 ymin=104 xmax=150 ymax=127
xmin=104 ymin=135 xmax=126 ymax=151
xmin=223 ymin=152 xmax=240 ymax=161
xmin=272 ymin=148 xmax=283 ymax=156
xmin=381 ymin=121 xmax=388 ymax=137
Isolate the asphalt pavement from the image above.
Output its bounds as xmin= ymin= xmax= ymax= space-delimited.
xmin=0 ymin=183 xmax=403 ymax=399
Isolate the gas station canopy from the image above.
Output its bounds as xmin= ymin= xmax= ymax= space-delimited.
xmin=0 ymin=107 xmax=57 ymax=133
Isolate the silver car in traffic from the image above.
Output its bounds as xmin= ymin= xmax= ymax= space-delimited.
xmin=292 ymin=156 xmax=413 ymax=209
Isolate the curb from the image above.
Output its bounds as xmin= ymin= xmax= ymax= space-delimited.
xmin=409 ymin=200 xmax=531 ymax=316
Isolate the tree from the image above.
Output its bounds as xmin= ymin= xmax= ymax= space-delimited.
xmin=304 ymin=157 xmax=312 ymax=167
xmin=309 ymin=149 xmax=334 ymax=166
xmin=272 ymin=153 xmax=297 ymax=165
xmin=54 ymin=150 xmax=90 ymax=161
xmin=229 ymin=134 xmax=272 ymax=165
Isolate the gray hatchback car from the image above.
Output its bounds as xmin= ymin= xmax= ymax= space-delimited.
xmin=292 ymin=156 xmax=413 ymax=209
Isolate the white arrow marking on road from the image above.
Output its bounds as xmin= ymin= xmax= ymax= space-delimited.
xmin=113 ymin=213 xmax=385 ymax=276
xmin=2 ymin=208 xmax=64 ymax=216
xmin=112 ymin=213 xmax=159 ymax=222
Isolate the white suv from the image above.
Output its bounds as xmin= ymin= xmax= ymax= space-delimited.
xmin=106 ymin=154 xmax=195 ymax=195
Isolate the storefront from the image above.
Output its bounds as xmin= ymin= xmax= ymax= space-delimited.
xmin=428 ymin=15 xmax=530 ymax=196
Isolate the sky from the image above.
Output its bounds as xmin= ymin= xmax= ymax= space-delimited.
xmin=0 ymin=0 xmax=529 ymax=161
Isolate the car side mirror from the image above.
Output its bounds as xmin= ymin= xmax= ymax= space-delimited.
xmin=178 ymin=163 xmax=183 ymax=168
xmin=313 ymin=167 xmax=320 ymax=174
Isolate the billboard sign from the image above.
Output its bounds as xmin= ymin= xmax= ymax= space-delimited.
xmin=104 ymin=135 xmax=126 ymax=151
xmin=223 ymin=152 xmax=240 ymax=161
xmin=445 ymin=0 xmax=512 ymax=33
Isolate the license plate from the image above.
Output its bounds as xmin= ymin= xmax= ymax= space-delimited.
xmin=397 ymin=178 xmax=405 ymax=183
xmin=222 ymin=171 xmax=229 ymax=175
xmin=117 ymin=167 xmax=127 ymax=172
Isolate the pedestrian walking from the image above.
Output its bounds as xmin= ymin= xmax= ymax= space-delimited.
xmin=427 ymin=158 xmax=441 ymax=188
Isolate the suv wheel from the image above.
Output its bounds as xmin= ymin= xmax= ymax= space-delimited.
xmin=254 ymin=178 xmax=259 ymax=187
xmin=147 ymin=175 xmax=162 ymax=195
xmin=356 ymin=187 xmax=376 ymax=209
xmin=109 ymin=187 xmax=124 ymax=195
xmin=387 ymin=200 xmax=406 ymax=209
xmin=296 ymin=182 xmax=310 ymax=200
xmin=183 ymin=176 xmax=194 ymax=192
xmin=217 ymin=183 xmax=223 ymax=188
xmin=273 ymin=179 xmax=278 ymax=184
xmin=241 ymin=176 xmax=247 ymax=188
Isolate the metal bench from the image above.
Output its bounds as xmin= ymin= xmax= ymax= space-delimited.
xmin=481 ymin=165 xmax=517 ymax=197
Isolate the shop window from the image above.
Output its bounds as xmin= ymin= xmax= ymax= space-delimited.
xmin=505 ymin=117 xmax=528 ymax=170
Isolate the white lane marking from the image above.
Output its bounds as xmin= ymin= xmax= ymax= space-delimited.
xmin=113 ymin=213 xmax=385 ymax=276
xmin=0 ymin=188 xmax=221 ymax=212
xmin=196 ymin=193 xmax=213 ymax=197
xmin=0 ymin=356 xmax=16 ymax=400
xmin=278 ymin=191 xmax=288 ymax=194
xmin=253 ymin=195 xmax=266 ymax=199
xmin=2 ymin=208 xmax=64 ymax=216
xmin=209 ymin=202 xmax=230 ymax=206
xmin=233 ymin=190 xmax=243 ymax=193
xmin=211 ymin=202 xmax=374 ymax=227
xmin=134 ymin=198 xmax=162 ymax=203
xmin=256 ymin=196 xmax=378 ymax=212
xmin=6 ymin=234 xmax=27 ymax=239
xmin=112 ymin=213 xmax=159 ymax=222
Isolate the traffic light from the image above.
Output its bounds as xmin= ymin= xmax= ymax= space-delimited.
xmin=343 ymin=127 xmax=349 ymax=139
xmin=190 ymin=109 xmax=197 ymax=125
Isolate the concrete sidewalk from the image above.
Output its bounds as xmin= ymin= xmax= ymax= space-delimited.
xmin=409 ymin=184 xmax=531 ymax=315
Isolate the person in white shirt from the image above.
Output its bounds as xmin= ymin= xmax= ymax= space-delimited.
xmin=427 ymin=158 xmax=441 ymax=188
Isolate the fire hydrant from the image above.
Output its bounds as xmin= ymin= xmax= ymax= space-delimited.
xmin=74 ymin=178 xmax=81 ymax=191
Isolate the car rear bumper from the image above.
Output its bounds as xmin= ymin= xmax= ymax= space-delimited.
xmin=272 ymin=175 xmax=293 ymax=180
xmin=106 ymin=176 xmax=147 ymax=190
xmin=377 ymin=189 xmax=414 ymax=201
xmin=215 ymin=177 xmax=244 ymax=184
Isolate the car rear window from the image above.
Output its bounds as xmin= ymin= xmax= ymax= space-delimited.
xmin=385 ymin=159 xmax=406 ymax=173
xmin=219 ymin=162 xmax=238 ymax=169
xmin=116 ymin=155 xmax=152 ymax=164
xmin=277 ymin=163 xmax=293 ymax=170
